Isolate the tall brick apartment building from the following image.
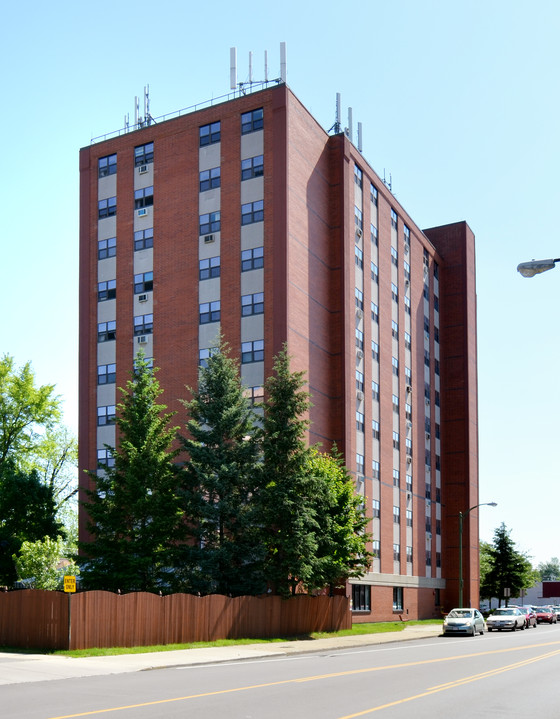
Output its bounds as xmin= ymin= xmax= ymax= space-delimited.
xmin=79 ymin=82 xmax=479 ymax=619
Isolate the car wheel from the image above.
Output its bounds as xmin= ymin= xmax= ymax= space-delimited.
xmin=521 ymin=622 xmax=525 ymax=630
xmin=488 ymin=627 xmax=493 ymax=632
xmin=479 ymin=625 xmax=485 ymax=635
xmin=511 ymin=625 xmax=516 ymax=631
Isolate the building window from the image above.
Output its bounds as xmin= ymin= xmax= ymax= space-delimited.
xmin=392 ymin=357 xmax=399 ymax=376
xmin=371 ymin=302 xmax=379 ymax=323
xmin=372 ymin=460 xmax=380 ymax=479
xmin=134 ymin=228 xmax=153 ymax=251
xmin=423 ymin=285 xmax=430 ymax=301
xmin=98 ymin=237 xmax=116 ymax=260
xmin=434 ymin=326 xmax=440 ymax=343
xmin=404 ymin=224 xmax=410 ymax=245
xmin=406 ymin=546 xmax=413 ymax=564
xmin=241 ymin=154 xmax=264 ymax=181
xmin=405 ymin=403 xmax=412 ymax=421
xmin=393 ymin=469 xmax=400 ymax=487
xmin=392 ymin=394 xmax=399 ymax=413
xmin=372 ymin=420 xmax=380 ymax=440
xmin=97 ymin=448 xmax=114 ymax=468
xmin=199 ymin=212 xmax=221 ymax=235
xmin=355 ymin=246 xmax=363 ymax=269
xmin=426 ymin=550 xmax=432 ymax=567
xmin=393 ymin=431 xmax=400 ymax=450
xmin=436 ymin=552 xmax=441 ymax=568
xmin=356 ymin=370 xmax=364 ymax=392
xmin=406 ymin=510 xmax=413 ymax=528
xmin=391 ymin=209 xmax=398 ymax=230
xmin=424 ymin=349 xmax=430 ymax=368
xmin=435 ymin=487 xmax=441 ymax=503
xmin=98 ymin=280 xmax=116 ymax=301
xmin=435 ymin=423 xmax=440 ymax=440
xmin=354 ymin=206 xmax=363 ymax=233
xmin=97 ymin=405 xmax=116 ymax=426
xmin=355 ymin=328 xmax=364 ymax=351
xmin=356 ymin=453 xmax=365 ymax=473
xmin=244 ymin=385 xmax=264 ymax=405
xmin=98 ymin=321 xmax=116 ymax=342
xmin=356 ymin=412 xmax=365 ymax=432
xmin=241 ymin=340 xmax=264 ymax=364
xmin=372 ymin=499 xmax=380 ymax=518
xmin=241 ymin=292 xmax=264 ymax=316
xmin=199 ymin=301 xmax=221 ymax=324
xmin=134 ymin=272 xmax=153 ymax=294
xmin=393 ymin=586 xmax=403 ymax=610
xmin=371 ymin=262 xmax=378 ymax=283
xmin=391 ymin=283 xmax=399 ymax=303
xmin=241 ymin=200 xmax=264 ymax=225
xmin=352 ymin=584 xmax=370 ymax=612
xmin=199 ymin=256 xmax=221 ymax=280
xmin=404 ymin=261 xmax=411 ymax=281
xmin=372 ymin=342 xmax=379 ymax=362
xmin=241 ymin=246 xmax=264 ymax=271
xmin=426 ymin=518 xmax=432 ymax=533
xmin=435 ymin=391 xmax=440 ymax=407
xmin=372 ymin=381 xmax=379 ymax=401
xmin=199 ymin=121 xmax=221 ymax=146
xmin=392 ymin=320 xmax=399 ymax=339
xmin=97 ymin=363 xmax=116 ymax=385
xmin=134 ymin=186 xmax=153 ymax=209
xmin=371 ymin=224 xmax=378 ymax=246
xmin=425 ymin=449 xmax=431 ymax=469
xmin=134 ymin=142 xmax=154 ymax=166
xmin=404 ymin=332 xmax=411 ymax=350
xmin=405 ymin=439 xmax=413 ymax=458
xmin=199 ymin=347 xmax=219 ymax=368
xmin=404 ymin=295 xmax=411 ymax=315
xmin=391 ymin=246 xmax=398 ymax=266
xmin=134 ymin=314 xmax=153 ymax=335
xmin=434 ymin=359 xmax=440 ymax=376
xmin=372 ymin=540 xmax=380 ymax=558
xmin=406 ymin=474 xmax=413 ymax=492
xmin=241 ymin=108 xmax=264 ymax=134
xmin=370 ymin=183 xmax=378 ymax=205
xmin=393 ymin=546 xmax=401 ymax=564
xmin=199 ymin=167 xmax=221 ymax=192
xmin=98 ymin=154 xmax=117 ymax=178
xmin=436 ymin=519 xmax=441 ymax=536
xmin=98 ymin=197 xmax=116 ymax=219
xmin=405 ymin=367 xmax=412 ymax=385
xmin=355 ymin=288 xmax=364 ymax=310
xmin=393 ymin=506 xmax=400 ymax=524
xmin=354 ymin=164 xmax=363 ymax=188
xmin=425 ymin=483 xmax=431 ymax=500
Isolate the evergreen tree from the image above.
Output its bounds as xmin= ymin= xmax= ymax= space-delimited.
xmin=79 ymin=353 xmax=184 ymax=593
xmin=257 ymin=346 xmax=320 ymax=597
xmin=481 ymin=523 xmax=534 ymax=606
xmin=178 ymin=339 xmax=262 ymax=596
xmin=308 ymin=447 xmax=372 ymax=592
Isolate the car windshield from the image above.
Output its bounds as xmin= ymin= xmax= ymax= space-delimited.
xmin=535 ymin=608 xmax=550 ymax=613
xmin=448 ymin=609 xmax=473 ymax=618
xmin=493 ymin=609 xmax=514 ymax=615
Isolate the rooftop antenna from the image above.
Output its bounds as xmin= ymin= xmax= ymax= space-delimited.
xmin=280 ymin=41 xmax=287 ymax=82
xmin=329 ymin=93 xmax=342 ymax=134
xmin=134 ymin=96 xmax=140 ymax=129
xmin=124 ymin=113 xmax=130 ymax=133
xmin=230 ymin=47 xmax=237 ymax=90
xmin=229 ymin=43 xmax=287 ymax=95
xmin=383 ymin=169 xmax=393 ymax=193
xmin=345 ymin=107 xmax=353 ymax=142
xmin=357 ymin=122 xmax=363 ymax=153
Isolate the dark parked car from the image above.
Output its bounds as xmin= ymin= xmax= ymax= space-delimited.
xmin=533 ymin=606 xmax=557 ymax=624
xmin=513 ymin=606 xmax=537 ymax=628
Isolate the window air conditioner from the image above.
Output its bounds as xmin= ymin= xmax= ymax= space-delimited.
xmin=139 ymin=165 xmax=148 ymax=174
xmin=357 ymin=350 xmax=364 ymax=359
xmin=138 ymin=293 xmax=148 ymax=302
xmin=406 ymin=385 xmax=412 ymax=393
xmin=426 ymin=432 xmax=430 ymax=440
xmin=357 ymin=391 xmax=364 ymax=401
xmin=356 ymin=308 xmax=363 ymax=319
xmin=356 ymin=228 xmax=363 ymax=238
xmin=137 ymin=336 xmax=147 ymax=344
xmin=137 ymin=208 xmax=148 ymax=217
xmin=406 ymin=456 xmax=412 ymax=463
xmin=204 ymin=234 xmax=215 ymax=244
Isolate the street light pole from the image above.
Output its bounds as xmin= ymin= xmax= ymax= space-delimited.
xmin=459 ymin=502 xmax=497 ymax=608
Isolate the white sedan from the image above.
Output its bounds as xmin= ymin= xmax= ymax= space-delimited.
xmin=442 ymin=608 xmax=486 ymax=636
xmin=486 ymin=607 xmax=526 ymax=632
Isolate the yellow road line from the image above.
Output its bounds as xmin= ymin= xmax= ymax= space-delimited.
xmin=48 ymin=640 xmax=560 ymax=719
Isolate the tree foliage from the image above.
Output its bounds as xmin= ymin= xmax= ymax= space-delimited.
xmin=79 ymin=353 xmax=184 ymax=592
xmin=0 ymin=355 xmax=61 ymax=468
xmin=537 ymin=557 xmax=560 ymax=581
xmin=13 ymin=536 xmax=79 ymax=590
xmin=480 ymin=523 xmax=535 ymax=605
xmin=178 ymin=340 xmax=262 ymax=596
xmin=0 ymin=460 xmax=62 ymax=585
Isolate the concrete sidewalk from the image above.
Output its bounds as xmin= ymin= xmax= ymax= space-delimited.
xmin=0 ymin=625 xmax=442 ymax=686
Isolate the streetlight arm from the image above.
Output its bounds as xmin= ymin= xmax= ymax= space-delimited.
xmin=517 ymin=258 xmax=560 ymax=278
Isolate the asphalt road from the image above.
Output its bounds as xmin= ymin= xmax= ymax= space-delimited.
xmin=3 ymin=624 xmax=560 ymax=718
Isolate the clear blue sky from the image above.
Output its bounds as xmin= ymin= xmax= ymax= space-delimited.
xmin=2 ymin=0 xmax=559 ymax=567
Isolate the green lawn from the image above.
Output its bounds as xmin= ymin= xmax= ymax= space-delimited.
xmin=0 ymin=619 xmax=441 ymax=658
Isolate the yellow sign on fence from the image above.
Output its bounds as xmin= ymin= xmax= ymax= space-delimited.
xmin=63 ymin=575 xmax=76 ymax=593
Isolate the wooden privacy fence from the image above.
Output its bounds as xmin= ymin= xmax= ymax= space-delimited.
xmin=0 ymin=590 xmax=350 ymax=650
